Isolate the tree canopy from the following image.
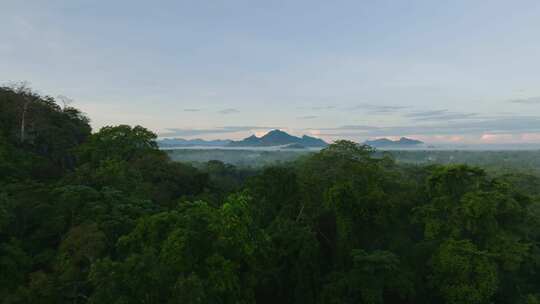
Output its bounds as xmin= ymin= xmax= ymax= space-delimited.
xmin=1 ymin=86 xmax=540 ymax=303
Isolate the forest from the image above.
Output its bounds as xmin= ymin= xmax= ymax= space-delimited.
xmin=1 ymin=85 xmax=540 ymax=304
xmin=166 ymin=148 xmax=540 ymax=174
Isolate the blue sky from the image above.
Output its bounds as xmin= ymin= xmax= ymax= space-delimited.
xmin=2 ymin=0 xmax=540 ymax=143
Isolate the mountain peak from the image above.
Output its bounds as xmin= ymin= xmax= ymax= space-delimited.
xmin=265 ymin=129 xmax=288 ymax=135
xmin=228 ymin=130 xmax=327 ymax=147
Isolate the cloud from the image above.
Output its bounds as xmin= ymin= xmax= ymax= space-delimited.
xmin=159 ymin=126 xmax=276 ymax=137
xmin=316 ymin=116 xmax=540 ymax=138
xmin=405 ymin=109 xmax=479 ymax=121
xmin=508 ymin=97 xmax=540 ymax=104
xmin=347 ymin=105 xmax=479 ymax=122
xmin=333 ymin=125 xmax=380 ymax=130
xmin=308 ymin=105 xmax=336 ymax=110
xmin=298 ymin=115 xmax=318 ymax=120
xmin=295 ymin=105 xmax=336 ymax=112
xmin=406 ymin=109 xmax=448 ymax=118
xmin=184 ymin=108 xmax=201 ymax=112
xmin=348 ymin=103 xmax=410 ymax=114
xmin=218 ymin=108 xmax=240 ymax=114
xmin=480 ymin=133 xmax=515 ymax=143
xmin=521 ymin=133 xmax=540 ymax=141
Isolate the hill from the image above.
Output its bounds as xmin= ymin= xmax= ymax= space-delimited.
xmin=364 ymin=137 xmax=424 ymax=148
xmin=228 ymin=129 xmax=327 ymax=147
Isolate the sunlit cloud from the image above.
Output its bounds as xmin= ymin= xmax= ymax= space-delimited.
xmin=480 ymin=133 xmax=514 ymax=143
xmin=254 ymin=130 xmax=270 ymax=137
xmin=520 ymin=133 xmax=540 ymax=142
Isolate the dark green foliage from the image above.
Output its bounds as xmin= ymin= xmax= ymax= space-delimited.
xmin=76 ymin=125 xmax=157 ymax=165
xmin=2 ymin=86 xmax=540 ymax=303
xmin=89 ymin=195 xmax=262 ymax=303
xmin=0 ymin=85 xmax=91 ymax=171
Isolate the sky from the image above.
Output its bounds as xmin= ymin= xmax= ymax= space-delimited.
xmin=2 ymin=0 xmax=540 ymax=144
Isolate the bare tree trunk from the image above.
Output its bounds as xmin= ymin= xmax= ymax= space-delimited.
xmin=296 ymin=204 xmax=305 ymax=222
xmin=20 ymin=99 xmax=30 ymax=143
xmin=10 ymin=81 xmax=33 ymax=143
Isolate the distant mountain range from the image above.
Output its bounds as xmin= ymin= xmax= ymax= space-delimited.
xmin=158 ymin=130 xmax=328 ymax=148
xmin=158 ymin=133 xmax=422 ymax=149
xmin=364 ymin=137 xmax=424 ymax=148
xmin=228 ymin=129 xmax=328 ymax=147
xmin=158 ymin=138 xmax=232 ymax=147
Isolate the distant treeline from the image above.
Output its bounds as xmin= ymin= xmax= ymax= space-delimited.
xmin=388 ymin=150 xmax=540 ymax=175
xmin=166 ymin=148 xmax=540 ymax=176
xmin=1 ymin=85 xmax=540 ymax=304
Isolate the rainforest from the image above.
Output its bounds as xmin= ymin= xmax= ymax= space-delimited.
xmin=1 ymin=86 xmax=540 ymax=304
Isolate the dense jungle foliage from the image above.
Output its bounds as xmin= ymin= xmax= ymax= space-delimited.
xmin=1 ymin=86 xmax=540 ymax=304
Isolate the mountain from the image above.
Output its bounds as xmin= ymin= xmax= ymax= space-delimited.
xmin=157 ymin=130 xmax=328 ymax=148
xmin=228 ymin=129 xmax=327 ymax=147
xmin=364 ymin=137 xmax=424 ymax=148
xmin=158 ymin=138 xmax=232 ymax=147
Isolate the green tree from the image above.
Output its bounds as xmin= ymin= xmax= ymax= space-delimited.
xmin=77 ymin=125 xmax=157 ymax=166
